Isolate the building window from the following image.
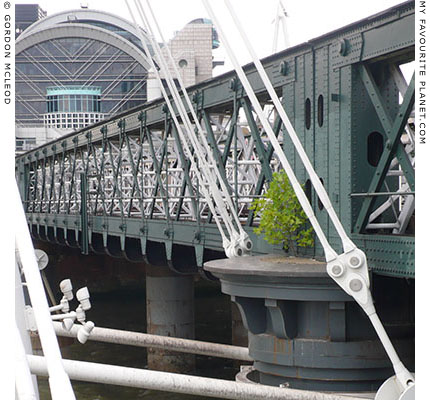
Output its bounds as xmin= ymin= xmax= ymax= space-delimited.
xmin=45 ymin=86 xmax=102 ymax=119
xmin=16 ymin=137 xmax=36 ymax=152
xmin=179 ymin=59 xmax=188 ymax=68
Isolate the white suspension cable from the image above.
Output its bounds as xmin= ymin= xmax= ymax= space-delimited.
xmin=138 ymin=23 xmax=236 ymax=240
xmin=137 ymin=0 xmax=252 ymax=252
xmin=15 ymin=183 xmax=76 ymax=400
xmin=141 ymin=0 xmax=252 ymax=254
xmin=15 ymin=324 xmax=38 ymax=400
xmin=132 ymin=0 xmax=236 ymax=235
xmin=223 ymin=0 xmax=356 ymax=254
xmin=202 ymin=0 xmax=336 ymax=262
xmin=124 ymin=0 xmax=232 ymax=251
xmin=128 ymin=0 xmax=251 ymax=256
xmin=203 ymin=0 xmax=414 ymax=391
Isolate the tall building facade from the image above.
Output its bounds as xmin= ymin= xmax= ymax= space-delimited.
xmin=15 ymin=5 xmax=220 ymax=153
xmin=15 ymin=4 xmax=47 ymax=38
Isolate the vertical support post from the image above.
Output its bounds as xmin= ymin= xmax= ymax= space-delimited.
xmin=233 ymin=92 xmax=239 ymax=213
xmin=80 ymin=173 xmax=89 ymax=255
xmin=17 ymin=160 xmax=29 ymax=210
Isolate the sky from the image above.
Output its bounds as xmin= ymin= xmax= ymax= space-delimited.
xmin=15 ymin=0 xmax=407 ymax=75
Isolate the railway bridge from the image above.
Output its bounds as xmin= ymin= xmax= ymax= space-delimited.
xmin=16 ymin=0 xmax=415 ymax=394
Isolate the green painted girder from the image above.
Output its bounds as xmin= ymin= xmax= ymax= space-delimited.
xmin=16 ymin=2 xmax=414 ymax=161
xmin=354 ymin=66 xmax=415 ymax=233
xmin=25 ymin=212 xmax=280 ymax=255
xmin=80 ymin=173 xmax=89 ymax=255
xmin=201 ymin=110 xmax=231 ymax=194
xmin=16 ymin=1 xmax=416 ymax=278
xmin=241 ymin=98 xmax=275 ymax=181
xmin=351 ymin=233 xmax=414 ymax=278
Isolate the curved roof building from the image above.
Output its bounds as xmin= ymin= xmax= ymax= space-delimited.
xmin=15 ymin=5 xmax=219 ymax=153
xmin=15 ymin=8 xmax=153 ymax=131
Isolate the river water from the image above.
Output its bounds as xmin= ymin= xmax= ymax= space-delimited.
xmin=36 ymin=280 xmax=241 ymax=399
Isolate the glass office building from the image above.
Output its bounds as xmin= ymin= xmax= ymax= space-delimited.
xmin=15 ymin=5 xmax=218 ymax=153
xmin=15 ymin=6 xmax=154 ymax=151
xmin=44 ymin=86 xmax=103 ymax=129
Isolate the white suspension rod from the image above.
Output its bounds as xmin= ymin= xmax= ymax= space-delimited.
xmin=123 ymin=0 xmax=230 ymax=247
xmin=202 ymin=0 xmax=337 ymax=261
xmin=143 ymin=0 xmax=249 ymax=243
xmin=222 ymin=0 xmax=356 ymax=254
xmin=134 ymin=0 xmax=241 ymax=245
xmin=15 ymin=325 xmax=38 ymax=400
xmin=14 ymin=184 xmax=75 ymax=400
xmin=210 ymin=1 xmax=414 ymax=390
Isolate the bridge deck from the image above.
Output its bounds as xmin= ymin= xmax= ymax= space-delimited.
xmin=16 ymin=1 xmax=415 ymax=277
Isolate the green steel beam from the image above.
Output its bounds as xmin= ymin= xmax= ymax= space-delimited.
xmin=354 ymin=66 xmax=415 ymax=233
xmin=16 ymin=1 xmax=415 ymax=278
xmin=80 ymin=173 xmax=89 ymax=255
xmin=359 ymin=65 xmax=415 ymax=189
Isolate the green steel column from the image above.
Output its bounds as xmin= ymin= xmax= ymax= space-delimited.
xmin=80 ymin=173 xmax=89 ymax=255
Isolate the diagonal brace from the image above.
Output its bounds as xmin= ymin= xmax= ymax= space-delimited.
xmin=355 ymin=66 xmax=415 ymax=233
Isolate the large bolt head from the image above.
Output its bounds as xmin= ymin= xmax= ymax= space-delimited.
xmin=349 ymin=255 xmax=362 ymax=268
xmin=331 ymin=264 xmax=344 ymax=277
xmin=337 ymin=39 xmax=349 ymax=56
xmin=349 ymin=278 xmax=363 ymax=292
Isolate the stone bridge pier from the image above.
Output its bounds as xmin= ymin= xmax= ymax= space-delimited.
xmin=145 ymin=264 xmax=195 ymax=372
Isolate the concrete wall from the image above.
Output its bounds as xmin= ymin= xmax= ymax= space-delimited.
xmin=162 ymin=23 xmax=213 ymax=87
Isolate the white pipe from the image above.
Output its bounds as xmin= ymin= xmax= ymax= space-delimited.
xmin=27 ymin=355 xmax=364 ymax=400
xmin=202 ymin=0 xmax=337 ymax=262
xmin=15 ymin=325 xmax=38 ymax=400
xmin=52 ymin=322 xmax=252 ymax=361
xmin=14 ymin=184 xmax=76 ymax=400
xmin=51 ymin=312 xmax=76 ymax=321
xmin=368 ymin=313 xmax=414 ymax=389
xmin=49 ymin=304 xmax=64 ymax=313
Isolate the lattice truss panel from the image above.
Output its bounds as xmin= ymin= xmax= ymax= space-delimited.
xmin=354 ymin=64 xmax=415 ymax=235
xmin=26 ymin=102 xmax=283 ymax=225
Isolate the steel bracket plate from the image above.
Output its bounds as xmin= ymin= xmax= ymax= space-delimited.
xmin=272 ymin=57 xmax=296 ymax=86
xmin=332 ymin=33 xmax=363 ymax=69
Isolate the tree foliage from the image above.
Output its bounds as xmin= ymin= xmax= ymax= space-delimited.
xmin=250 ymin=171 xmax=314 ymax=255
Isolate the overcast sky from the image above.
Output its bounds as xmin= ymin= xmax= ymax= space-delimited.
xmin=15 ymin=0 xmax=407 ymax=75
